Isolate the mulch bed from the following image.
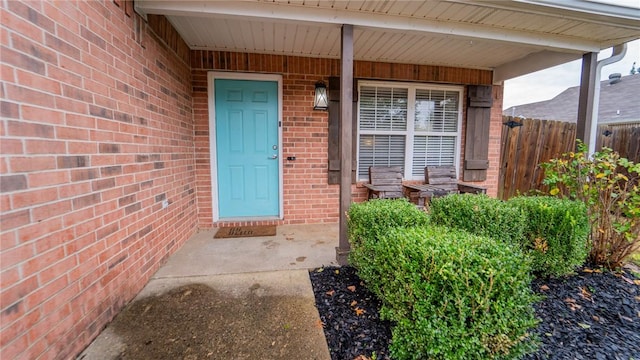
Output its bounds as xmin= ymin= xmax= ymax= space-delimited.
xmin=309 ymin=266 xmax=640 ymax=360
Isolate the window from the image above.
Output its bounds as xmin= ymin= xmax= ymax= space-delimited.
xmin=357 ymin=81 xmax=462 ymax=180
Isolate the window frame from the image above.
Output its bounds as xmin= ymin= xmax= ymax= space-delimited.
xmin=357 ymin=80 xmax=464 ymax=181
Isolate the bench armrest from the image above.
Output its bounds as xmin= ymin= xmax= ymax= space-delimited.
xmin=457 ymin=182 xmax=486 ymax=194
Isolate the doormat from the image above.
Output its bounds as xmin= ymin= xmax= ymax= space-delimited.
xmin=214 ymin=225 xmax=277 ymax=238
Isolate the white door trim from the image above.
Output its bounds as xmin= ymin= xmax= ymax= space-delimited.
xmin=208 ymin=71 xmax=284 ymax=222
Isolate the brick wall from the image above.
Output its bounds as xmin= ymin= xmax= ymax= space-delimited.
xmin=1 ymin=2 xmax=506 ymax=357
xmin=1 ymin=2 xmax=197 ymax=359
xmin=192 ymin=51 xmax=501 ymax=227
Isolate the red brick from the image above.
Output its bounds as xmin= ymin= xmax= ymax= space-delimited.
xmin=0 ymin=332 xmax=29 ymax=360
xmin=7 ymin=120 xmax=54 ymax=139
xmin=16 ymin=69 xmax=61 ymax=95
xmin=0 ymin=139 xmax=23 ymax=157
xmin=1 ymin=101 xmax=20 ymax=119
xmin=0 ymin=276 xmax=38 ymax=324
xmin=17 ymin=217 xmax=63 ymax=242
xmin=0 ymin=209 xmax=31 ymax=231
xmin=9 ymin=156 xmax=54 ymax=173
xmin=67 ymin=141 xmax=98 ymax=154
xmin=56 ymin=126 xmax=90 ymax=141
xmin=45 ymin=32 xmax=81 ymax=60
xmin=0 ymin=174 xmax=28 ymax=193
xmin=57 ymin=155 xmax=89 ymax=169
xmin=0 ymin=46 xmax=45 ymax=75
xmin=6 ymin=1 xmax=55 ymax=34
xmin=58 ymin=182 xmax=91 ymax=199
xmin=11 ymin=187 xmax=58 ymax=208
xmin=31 ymin=200 xmax=72 ymax=222
xmin=46 ymin=65 xmax=83 ymax=88
xmin=28 ymin=170 xmax=69 ymax=187
xmin=24 ymin=139 xmax=65 ymax=154
xmin=22 ymin=247 xmax=66 ymax=282
xmin=72 ymin=193 xmax=100 ymax=210
xmin=4 ymin=84 xmax=55 ymax=108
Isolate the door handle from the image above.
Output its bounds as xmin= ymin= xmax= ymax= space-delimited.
xmin=269 ymin=154 xmax=278 ymax=159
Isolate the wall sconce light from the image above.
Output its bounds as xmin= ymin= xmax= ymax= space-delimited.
xmin=314 ymin=81 xmax=328 ymax=110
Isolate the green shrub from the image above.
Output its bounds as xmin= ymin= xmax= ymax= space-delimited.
xmin=541 ymin=141 xmax=640 ymax=268
xmin=360 ymin=226 xmax=537 ymax=360
xmin=430 ymin=194 xmax=526 ymax=246
xmin=347 ymin=198 xmax=429 ymax=297
xmin=508 ymin=196 xmax=590 ymax=276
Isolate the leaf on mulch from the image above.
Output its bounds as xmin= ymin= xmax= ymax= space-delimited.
xmin=354 ymin=307 xmax=366 ymax=316
xmin=578 ymin=323 xmax=591 ymax=329
xmin=620 ymin=276 xmax=637 ymax=285
xmin=540 ymin=285 xmax=550 ymax=291
xmin=347 ymin=285 xmax=356 ymax=292
xmin=317 ymin=319 xmax=325 ymax=328
xmin=565 ymin=297 xmax=582 ymax=311
xmin=582 ymin=268 xmax=602 ymax=273
xmin=354 ymin=355 xmax=371 ymax=360
xmin=579 ymin=287 xmax=592 ymax=301
xmin=326 ymin=289 xmax=335 ymax=296
xmin=350 ymin=300 xmax=358 ymax=307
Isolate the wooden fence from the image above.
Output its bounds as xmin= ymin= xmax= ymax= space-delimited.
xmin=596 ymin=123 xmax=640 ymax=162
xmin=498 ymin=116 xmax=640 ymax=200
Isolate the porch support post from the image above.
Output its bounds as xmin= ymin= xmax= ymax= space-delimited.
xmin=336 ymin=24 xmax=353 ymax=266
xmin=576 ymin=52 xmax=597 ymax=150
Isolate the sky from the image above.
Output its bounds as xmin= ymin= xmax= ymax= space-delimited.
xmin=503 ymin=39 xmax=640 ymax=110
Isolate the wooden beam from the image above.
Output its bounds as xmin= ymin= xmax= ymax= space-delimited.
xmin=493 ymin=50 xmax=580 ymax=84
xmin=576 ymin=52 xmax=597 ymax=150
xmin=336 ymin=24 xmax=353 ymax=266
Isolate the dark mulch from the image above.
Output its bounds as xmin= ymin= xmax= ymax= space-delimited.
xmin=309 ymin=266 xmax=640 ymax=360
xmin=310 ymin=266 xmax=392 ymax=360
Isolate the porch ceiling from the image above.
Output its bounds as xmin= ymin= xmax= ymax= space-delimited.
xmin=135 ymin=0 xmax=640 ymax=82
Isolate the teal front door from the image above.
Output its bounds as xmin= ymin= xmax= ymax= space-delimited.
xmin=215 ymin=79 xmax=280 ymax=218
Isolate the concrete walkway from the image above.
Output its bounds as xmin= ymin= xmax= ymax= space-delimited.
xmin=80 ymin=224 xmax=338 ymax=359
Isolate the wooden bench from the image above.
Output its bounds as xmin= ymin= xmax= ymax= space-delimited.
xmin=403 ymin=183 xmax=450 ymax=207
xmin=363 ymin=166 xmax=405 ymax=200
xmin=425 ymin=166 xmax=486 ymax=195
xmin=404 ymin=166 xmax=486 ymax=207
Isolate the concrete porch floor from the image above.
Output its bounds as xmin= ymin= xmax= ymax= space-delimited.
xmin=79 ymin=223 xmax=338 ymax=359
xmin=154 ymin=223 xmax=339 ymax=278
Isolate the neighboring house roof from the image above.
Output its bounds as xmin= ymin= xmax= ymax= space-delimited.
xmin=135 ymin=0 xmax=640 ymax=82
xmin=503 ymin=73 xmax=640 ymax=124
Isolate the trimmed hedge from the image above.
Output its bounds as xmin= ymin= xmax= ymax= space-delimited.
xmin=430 ymin=194 xmax=527 ymax=246
xmin=347 ymin=198 xmax=429 ymax=297
xmin=507 ymin=196 xmax=590 ymax=277
xmin=355 ymin=226 xmax=538 ymax=360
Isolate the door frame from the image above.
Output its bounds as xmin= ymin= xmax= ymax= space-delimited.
xmin=208 ymin=71 xmax=284 ymax=222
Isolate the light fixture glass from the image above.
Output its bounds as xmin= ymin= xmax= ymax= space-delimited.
xmin=314 ymin=81 xmax=328 ymax=110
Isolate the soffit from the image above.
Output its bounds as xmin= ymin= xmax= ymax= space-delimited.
xmin=135 ymin=0 xmax=640 ymax=80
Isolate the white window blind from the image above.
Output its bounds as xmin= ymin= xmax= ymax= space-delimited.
xmin=357 ymin=82 xmax=462 ymax=180
xmin=358 ymin=135 xmax=406 ymax=178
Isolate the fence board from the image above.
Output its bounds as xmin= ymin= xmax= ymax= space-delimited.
xmin=498 ymin=116 xmax=639 ymax=199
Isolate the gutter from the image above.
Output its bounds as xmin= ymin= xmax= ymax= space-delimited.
xmin=588 ymin=43 xmax=627 ymax=156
